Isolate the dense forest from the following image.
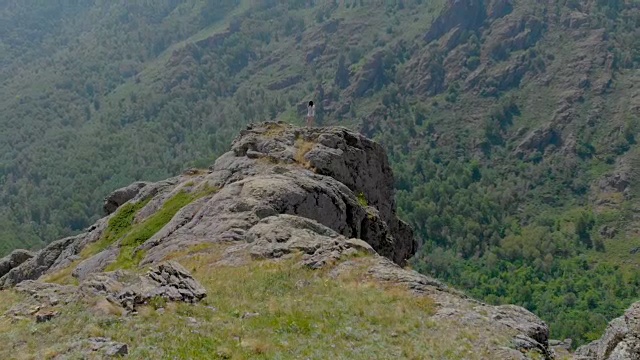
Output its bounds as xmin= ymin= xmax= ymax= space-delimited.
xmin=1 ymin=0 xmax=639 ymax=347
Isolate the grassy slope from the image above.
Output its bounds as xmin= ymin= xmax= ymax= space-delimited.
xmin=1 ymin=0 xmax=639 ymax=348
xmin=0 ymin=246 xmax=518 ymax=360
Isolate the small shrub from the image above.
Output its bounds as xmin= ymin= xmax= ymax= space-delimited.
xmin=356 ymin=192 xmax=368 ymax=207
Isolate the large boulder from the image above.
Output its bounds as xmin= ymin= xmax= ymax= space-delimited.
xmin=0 ymin=249 xmax=34 ymax=278
xmin=135 ymin=122 xmax=416 ymax=266
xmin=0 ymin=219 xmax=108 ymax=289
xmin=574 ymin=302 xmax=640 ymax=360
xmin=0 ymin=236 xmax=78 ymax=289
xmin=103 ymin=181 xmax=148 ymax=215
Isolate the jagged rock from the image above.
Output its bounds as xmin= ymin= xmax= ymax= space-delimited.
xmin=79 ymin=271 xmax=129 ymax=297
xmin=0 ymin=249 xmax=34 ymax=277
xmin=492 ymin=305 xmax=550 ymax=349
xmin=13 ymin=280 xmax=79 ymax=306
xmin=599 ymin=172 xmax=631 ymax=194
xmin=86 ymin=337 xmax=129 ymax=357
xmin=103 ymin=181 xmax=148 ymax=215
xmin=515 ymin=124 xmax=561 ymax=157
xmin=574 ymin=302 xmax=640 ymax=359
xmin=56 ymin=337 xmax=130 ymax=359
xmin=0 ymin=220 xmax=108 ymax=289
xmin=35 ymin=310 xmax=58 ymax=323
xmin=600 ymin=226 xmax=617 ymax=239
xmin=73 ymin=248 xmax=119 ymax=281
xmin=0 ymin=236 xmax=78 ymax=289
xmin=247 ymin=214 xmax=374 ymax=269
xmin=346 ymin=50 xmax=385 ymax=97
xmin=9 ymin=264 xmax=205 ymax=317
xmin=116 ymin=261 xmax=206 ymax=311
xmin=59 ymin=218 xmax=110 ymax=271
xmin=137 ymin=123 xmax=415 ymax=266
xmin=368 ymin=257 xmax=449 ymax=293
xmin=424 ymin=0 xmax=487 ymax=43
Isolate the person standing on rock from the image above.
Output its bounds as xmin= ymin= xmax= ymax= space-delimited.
xmin=306 ymin=101 xmax=315 ymax=127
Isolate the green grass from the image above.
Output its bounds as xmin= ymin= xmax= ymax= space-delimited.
xmin=82 ymin=199 xmax=151 ymax=258
xmin=106 ymin=185 xmax=220 ymax=271
xmin=0 ymin=250 xmax=515 ymax=360
xmin=356 ymin=192 xmax=369 ymax=208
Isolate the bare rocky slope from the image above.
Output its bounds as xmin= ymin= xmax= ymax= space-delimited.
xmin=574 ymin=302 xmax=640 ymax=360
xmin=0 ymin=122 xmax=553 ymax=359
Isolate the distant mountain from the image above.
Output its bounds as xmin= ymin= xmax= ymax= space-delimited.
xmin=0 ymin=0 xmax=638 ymax=347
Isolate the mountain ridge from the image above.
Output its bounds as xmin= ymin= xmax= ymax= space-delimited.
xmin=0 ymin=122 xmax=553 ymax=359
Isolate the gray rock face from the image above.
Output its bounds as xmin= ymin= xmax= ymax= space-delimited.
xmin=103 ymin=181 xmax=148 ymax=215
xmin=0 ymin=236 xmax=78 ymax=289
xmin=72 ymin=247 xmax=119 ymax=281
xmin=515 ymin=123 xmax=561 ymax=157
xmin=14 ymin=280 xmax=80 ymax=306
xmin=247 ymin=214 xmax=375 ymax=269
xmin=491 ymin=305 xmax=551 ymax=358
xmin=1 ymin=122 xmax=554 ymax=358
xmin=58 ymin=337 xmax=129 ymax=359
xmin=0 ymin=249 xmax=34 ymax=277
xmin=87 ymin=338 xmax=129 ymax=357
xmin=8 ymin=262 xmax=206 ymax=317
xmin=574 ymin=302 xmax=640 ymax=360
xmin=130 ymin=122 xmax=415 ymax=267
xmin=0 ymin=220 xmax=107 ymax=289
xmin=117 ymin=261 xmax=207 ymax=311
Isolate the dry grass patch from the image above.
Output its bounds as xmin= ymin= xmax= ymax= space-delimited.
xmin=262 ymin=123 xmax=287 ymax=138
xmin=294 ymin=137 xmax=315 ymax=169
xmin=0 ymin=252 xmax=515 ymax=359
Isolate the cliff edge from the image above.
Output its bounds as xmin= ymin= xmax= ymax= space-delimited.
xmin=0 ymin=122 xmax=552 ymax=359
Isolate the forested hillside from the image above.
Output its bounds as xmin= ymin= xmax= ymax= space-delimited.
xmin=1 ymin=0 xmax=639 ymax=348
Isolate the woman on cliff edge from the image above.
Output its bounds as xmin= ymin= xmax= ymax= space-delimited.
xmin=306 ymin=101 xmax=315 ymax=127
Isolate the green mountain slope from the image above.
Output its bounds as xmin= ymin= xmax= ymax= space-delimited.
xmin=1 ymin=0 xmax=639 ymax=347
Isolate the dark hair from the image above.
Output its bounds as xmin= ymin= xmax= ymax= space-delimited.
xmin=308 ymin=101 xmax=314 ymax=106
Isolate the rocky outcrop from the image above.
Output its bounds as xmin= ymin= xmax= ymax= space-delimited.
xmin=7 ymin=261 xmax=206 ymax=319
xmin=515 ymin=124 xmax=562 ymax=158
xmin=0 ymin=236 xmax=78 ymax=289
xmin=103 ymin=181 xmax=148 ymax=215
xmin=61 ymin=337 xmax=129 ymax=358
xmin=592 ymin=159 xmax=633 ymax=206
xmin=0 ymin=122 xmax=553 ymax=358
xmin=0 ymin=219 xmax=108 ymax=289
xmin=574 ymin=302 xmax=640 ymax=359
xmin=126 ymin=122 xmax=417 ymax=267
xmin=0 ymin=249 xmax=33 ymax=277
xmin=599 ymin=172 xmax=631 ymax=195
xmin=116 ymin=261 xmax=207 ymax=312
xmin=346 ymin=50 xmax=386 ymax=98
xmin=3 ymin=122 xmax=416 ymax=281
xmin=247 ymin=214 xmax=376 ymax=269
xmin=424 ymin=0 xmax=487 ymax=43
